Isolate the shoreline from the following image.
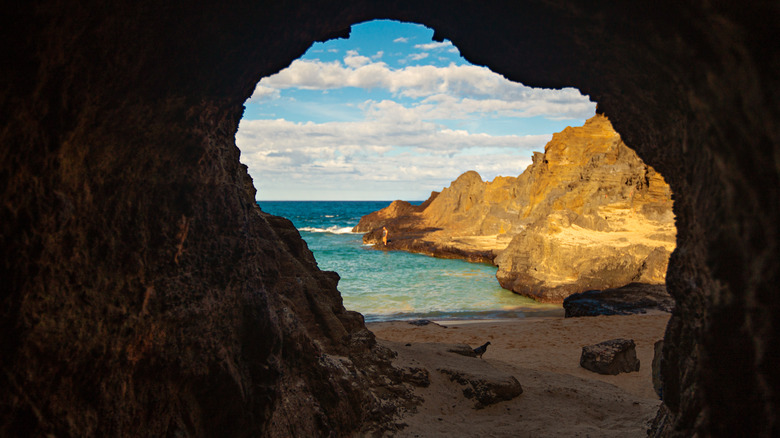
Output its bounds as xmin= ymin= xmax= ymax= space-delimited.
xmin=368 ymin=312 xmax=669 ymax=436
xmin=361 ymin=307 xmax=566 ymax=324
xmin=360 ymin=302 xmax=566 ymax=324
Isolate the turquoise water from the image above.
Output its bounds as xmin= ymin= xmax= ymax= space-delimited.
xmin=258 ymin=201 xmax=561 ymax=322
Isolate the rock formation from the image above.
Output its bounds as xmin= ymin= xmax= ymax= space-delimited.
xmin=356 ymin=115 xmax=677 ymax=303
xmin=580 ymin=339 xmax=641 ymax=375
xmin=562 ymin=283 xmax=675 ymax=317
xmin=2 ymin=1 xmax=777 ymax=437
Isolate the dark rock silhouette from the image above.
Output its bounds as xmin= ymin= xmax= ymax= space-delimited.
xmin=652 ymin=340 xmax=665 ymax=400
xmin=580 ymin=339 xmax=641 ymax=375
xmin=563 ymin=283 xmax=675 ymax=317
xmin=1 ymin=1 xmax=777 ymax=437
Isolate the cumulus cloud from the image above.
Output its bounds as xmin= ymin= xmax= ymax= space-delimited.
xmin=241 ymin=47 xmax=596 ymax=199
xmin=253 ymin=54 xmax=594 ymax=119
xmin=414 ymin=41 xmax=453 ymax=50
xmin=237 ymin=117 xmax=539 ymax=199
xmin=237 ymin=115 xmax=549 ymax=153
xmin=247 ymin=84 xmax=280 ymax=102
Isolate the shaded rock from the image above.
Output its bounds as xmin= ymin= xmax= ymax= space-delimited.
xmin=398 ymin=367 xmax=430 ymax=388
xmin=652 ymin=340 xmax=664 ymax=400
xmin=437 ymin=368 xmax=523 ymax=409
xmin=447 ymin=344 xmax=478 ymax=357
xmin=383 ymin=341 xmax=522 ymax=409
xmin=563 ymin=283 xmax=675 ymax=317
xmin=580 ymin=339 xmax=641 ymax=375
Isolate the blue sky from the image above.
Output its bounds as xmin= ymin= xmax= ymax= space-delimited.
xmin=237 ymin=20 xmax=596 ymax=201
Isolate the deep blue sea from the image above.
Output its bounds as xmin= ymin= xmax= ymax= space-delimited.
xmin=258 ymin=201 xmax=561 ymax=322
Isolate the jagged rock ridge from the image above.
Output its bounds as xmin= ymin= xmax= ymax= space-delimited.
xmin=356 ymin=115 xmax=676 ymax=303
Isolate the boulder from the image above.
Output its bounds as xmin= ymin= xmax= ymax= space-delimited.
xmin=580 ymin=339 xmax=641 ymax=375
xmin=438 ymin=367 xmax=523 ymax=409
xmin=562 ymin=283 xmax=675 ymax=317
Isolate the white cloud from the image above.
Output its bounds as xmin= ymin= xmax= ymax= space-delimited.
xmin=414 ymin=41 xmax=453 ymax=50
xmin=247 ymin=84 xmax=280 ymax=102
xmin=241 ymin=46 xmax=597 ymax=199
xmin=409 ymin=53 xmax=429 ymax=61
xmin=257 ymin=56 xmax=594 ymax=119
xmin=344 ymin=50 xmax=372 ymax=68
xmin=237 ymin=113 xmax=547 ymax=198
xmin=393 ymin=37 xmax=409 ymax=43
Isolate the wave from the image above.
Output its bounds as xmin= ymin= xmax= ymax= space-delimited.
xmin=299 ymin=226 xmax=357 ymax=235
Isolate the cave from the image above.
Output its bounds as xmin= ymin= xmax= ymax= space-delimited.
xmin=1 ymin=1 xmax=777 ymax=437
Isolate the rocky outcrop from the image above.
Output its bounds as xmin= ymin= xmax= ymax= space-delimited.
xmin=2 ymin=1 xmax=778 ymax=437
xmin=562 ymin=283 xmax=675 ymax=317
xmin=438 ymin=367 xmax=523 ymax=409
xmin=355 ymin=184 xmax=509 ymax=264
xmin=580 ymin=339 xmax=641 ymax=375
xmin=494 ymin=116 xmax=675 ymax=302
xmin=357 ymin=115 xmax=676 ymax=303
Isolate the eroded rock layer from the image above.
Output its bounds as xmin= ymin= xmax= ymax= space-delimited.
xmin=494 ymin=115 xmax=676 ymax=302
xmin=356 ymin=115 xmax=676 ymax=303
xmin=2 ymin=1 xmax=778 ymax=437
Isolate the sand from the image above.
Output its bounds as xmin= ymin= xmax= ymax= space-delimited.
xmin=367 ymin=312 xmax=669 ymax=437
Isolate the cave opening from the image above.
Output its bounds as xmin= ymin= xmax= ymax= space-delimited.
xmin=237 ymin=19 xmax=651 ymax=322
xmin=3 ymin=2 xmax=776 ymax=436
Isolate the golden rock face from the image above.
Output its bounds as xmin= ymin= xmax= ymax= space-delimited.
xmin=357 ymin=114 xmax=676 ymax=302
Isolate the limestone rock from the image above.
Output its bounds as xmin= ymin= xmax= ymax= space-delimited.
xmin=437 ymin=367 xmax=523 ymax=409
xmin=562 ymin=283 xmax=675 ymax=317
xmin=580 ymin=339 xmax=641 ymax=375
xmin=493 ymin=116 xmax=676 ymax=303
xmin=357 ymin=115 xmax=676 ymax=303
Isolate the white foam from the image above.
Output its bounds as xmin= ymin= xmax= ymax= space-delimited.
xmin=299 ymin=226 xmax=356 ymax=235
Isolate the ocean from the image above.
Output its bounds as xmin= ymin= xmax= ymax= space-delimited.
xmin=257 ymin=201 xmax=561 ymax=322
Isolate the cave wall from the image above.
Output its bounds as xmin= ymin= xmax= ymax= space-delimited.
xmin=1 ymin=0 xmax=777 ymax=436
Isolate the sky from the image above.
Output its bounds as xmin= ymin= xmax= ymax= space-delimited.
xmin=237 ymin=20 xmax=596 ymax=201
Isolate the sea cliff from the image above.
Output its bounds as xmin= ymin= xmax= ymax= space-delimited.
xmin=354 ymin=115 xmax=676 ymax=303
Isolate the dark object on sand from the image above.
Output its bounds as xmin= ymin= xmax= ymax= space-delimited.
xmin=562 ymin=283 xmax=674 ymax=317
xmin=408 ymin=319 xmax=432 ymax=326
xmin=473 ymin=341 xmax=491 ymax=358
xmin=580 ymin=338 xmax=640 ymax=375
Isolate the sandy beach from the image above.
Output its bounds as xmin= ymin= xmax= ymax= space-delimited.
xmin=368 ymin=312 xmax=669 ymax=437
